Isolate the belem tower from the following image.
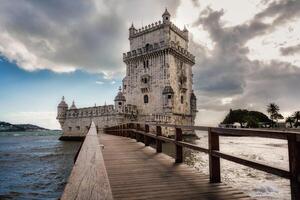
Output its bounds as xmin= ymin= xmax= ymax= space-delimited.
xmin=57 ymin=9 xmax=197 ymax=139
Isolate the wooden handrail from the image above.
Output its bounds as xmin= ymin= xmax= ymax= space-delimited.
xmin=105 ymin=122 xmax=300 ymax=200
xmin=61 ymin=122 xmax=113 ymax=200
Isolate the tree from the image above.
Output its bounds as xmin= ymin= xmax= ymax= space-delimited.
xmin=245 ymin=115 xmax=259 ymax=128
xmin=267 ymin=103 xmax=283 ymax=127
xmin=222 ymin=109 xmax=270 ymax=128
xmin=292 ymin=111 xmax=300 ymax=128
xmin=285 ymin=116 xmax=294 ymax=128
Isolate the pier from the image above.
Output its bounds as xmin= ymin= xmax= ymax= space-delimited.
xmin=61 ymin=122 xmax=300 ymax=200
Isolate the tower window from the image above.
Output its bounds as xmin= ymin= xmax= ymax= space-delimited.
xmin=144 ymin=95 xmax=149 ymax=104
xmin=143 ymin=60 xmax=149 ymax=68
xmin=181 ymin=96 xmax=184 ymax=104
xmin=168 ymin=95 xmax=172 ymax=99
xmin=118 ymin=102 xmax=122 ymax=106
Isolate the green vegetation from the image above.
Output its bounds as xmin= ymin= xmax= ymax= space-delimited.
xmin=266 ymin=103 xmax=284 ymax=127
xmin=286 ymin=111 xmax=300 ymax=128
xmin=222 ymin=102 xmax=300 ymax=129
xmin=222 ymin=109 xmax=271 ymax=128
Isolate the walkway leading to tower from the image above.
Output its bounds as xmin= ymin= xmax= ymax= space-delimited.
xmin=100 ymin=133 xmax=252 ymax=200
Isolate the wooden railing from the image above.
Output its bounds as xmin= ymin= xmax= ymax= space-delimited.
xmin=104 ymin=122 xmax=300 ymax=200
xmin=61 ymin=122 xmax=113 ymax=200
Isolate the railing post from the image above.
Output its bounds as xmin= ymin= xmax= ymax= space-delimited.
xmin=288 ymin=134 xmax=300 ymax=200
xmin=123 ymin=124 xmax=126 ymax=137
xmin=175 ymin=128 xmax=183 ymax=163
xmin=127 ymin=124 xmax=130 ymax=138
xmin=136 ymin=124 xmax=141 ymax=142
xmin=144 ymin=124 xmax=150 ymax=146
xmin=133 ymin=123 xmax=137 ymax=140
xmin=156 ymin=126 xmax=162 ymax=153
xmin=209 ymin=128 xmax=221 ymax=183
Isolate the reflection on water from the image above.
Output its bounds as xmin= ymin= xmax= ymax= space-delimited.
xmin=0 ymin=131 xmax=81 ymax=200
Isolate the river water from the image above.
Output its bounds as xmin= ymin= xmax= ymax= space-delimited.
xmin=0 ymin=131 xmax=81 ymax=200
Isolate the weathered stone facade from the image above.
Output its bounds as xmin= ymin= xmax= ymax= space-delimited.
xmin=57 ymin=9 xmax=197 ymax=139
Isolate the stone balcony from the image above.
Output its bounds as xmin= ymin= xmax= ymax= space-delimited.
xmin=123 ymin=41 xmax=195 ymax=64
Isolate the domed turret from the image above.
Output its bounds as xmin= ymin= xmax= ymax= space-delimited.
xmin=183 ymin=25 xmax=189 ymax=40
xmin=114 ymin=87 xmax=126 ymax=113
xmin=70 ymin=100 xmax=77 ymax=110
xmin=129 ymin=23 xmax=136 ymax=37
xmin=57 ymin=96 xmax=68 ymax=126
xmin=162 ymin=8 xmax=171 ymax=24
xmin=190 ymin=91 xmax=197 ymax=113
xmin=162 ymin=86 xmax=174 ymax=112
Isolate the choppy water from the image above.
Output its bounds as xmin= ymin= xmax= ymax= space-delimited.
xmin=0 ymin=131 xmax=81 ymax=200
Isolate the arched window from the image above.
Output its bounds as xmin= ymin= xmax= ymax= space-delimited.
xmin=145 ymin=43 xmax=150 ymax=51
xmin=144 ymin=95 xmax=149 ymax=104
xmin=181 ymin=95 xmax=184 ymax=104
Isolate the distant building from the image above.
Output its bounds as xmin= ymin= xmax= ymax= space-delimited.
xmin=57 ymin=9 xmax=197 ymax=139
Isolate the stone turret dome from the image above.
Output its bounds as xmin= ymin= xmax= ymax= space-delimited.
xmin=114 ymin=87 xmax=126 ymax=101
xmin=69 ymin=101 xmax=77 ymax=109
xmin=58 ymin=96 xmax=68 ymax=108
xmin=162 ymin=86 xmax=174 ymax=94
xmin=162 ymin=8 xmax=170 ymax=17
xmin=191 ymin=91 xmax=196 ymax=100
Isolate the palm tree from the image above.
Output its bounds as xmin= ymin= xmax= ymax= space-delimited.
xmin=285 ymin=116 xmax=294 ymax=128
xmin=267 ymin=103 xmax=281 ymax=127
xmin=292 ymin=111 xmax=300 ymax=128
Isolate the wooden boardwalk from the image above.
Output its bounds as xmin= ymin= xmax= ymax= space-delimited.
xmin=100 ymin=133 xmax=252 ymax=200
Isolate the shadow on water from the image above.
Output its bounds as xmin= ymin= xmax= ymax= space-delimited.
xmin=0 ymin=131 xmax=81 ymax=200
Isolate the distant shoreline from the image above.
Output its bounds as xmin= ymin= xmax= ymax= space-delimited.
xmin=0 ymin=121 xmax=50 ymax=132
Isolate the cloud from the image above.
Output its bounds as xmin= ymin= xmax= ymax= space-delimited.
xmin=190 ymin=0 xmax=300 ymax=124
xmin=0 ymin=0 xmax=180 ymax=74
xmin=95 ymin=81 xmax=104 ymax=85
xmin=280 ymin=44 xmax=300 ymax=55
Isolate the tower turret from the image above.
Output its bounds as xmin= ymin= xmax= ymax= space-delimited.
xmin=162 ymin=8 xmax=171 ymax=24
xmin=70 ymin=100 xmax=77 ymax=110
xmin=129 ymin=23 xmax=136 ymax=38
xmin=57 ymin=96 xmax=68 ymax=126
xmin=190 ymin=91 xmax=197 ymax=115
xmin=162 ymin=85 xmax=174 ymax=113
xmin=114 ymin=87 xmax=126 ymax=113
xmin=183 ymin=25 xmax=189 ymax=40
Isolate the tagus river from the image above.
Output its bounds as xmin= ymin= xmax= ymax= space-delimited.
xmin=0 ymin=131 xmax=81 ymax=200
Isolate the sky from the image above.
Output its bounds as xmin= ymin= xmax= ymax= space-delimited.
xmin=0 ymin=0 xmax=299 ymax=129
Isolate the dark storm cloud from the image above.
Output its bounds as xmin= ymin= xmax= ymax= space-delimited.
xmin=190 ymin=0 xmax=300 ymax=115
xmin=280 ymin=44 xmax=300 ymax=55
xmin=0 ymin=0 xmax=180 ymax=74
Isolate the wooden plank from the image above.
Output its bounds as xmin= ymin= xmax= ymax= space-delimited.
xmin=61 ymin=122 xmax=113 ymax=200
xmin=100 ymin=133 xmax=252 ymax=200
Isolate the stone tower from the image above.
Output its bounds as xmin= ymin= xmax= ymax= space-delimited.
xmin=122 ymin=9 xmax=197 ymax=126
xmin=57 ymin=96 xmax=68 ymax=126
